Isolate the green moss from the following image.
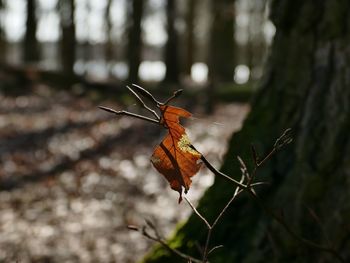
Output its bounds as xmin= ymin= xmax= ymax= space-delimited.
xmin=215 ymin=82 xmax=257 ymax=102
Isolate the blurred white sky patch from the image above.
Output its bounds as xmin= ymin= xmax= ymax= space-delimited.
xmin=3 ymin=0 xmax=26 ymax=42
xmin=234 ymin=64 xmax=250 ymax=84
xmin=263 ymin=20 xmax=276 ymax=44
xmin=38 ymin=0 xmax=58 ymax=10
xmin=139 ymin=61 xmax=165 ymax=81
xmin=148 ymin=0 xmax=164 ymax=9
xmin=142 ymin=13 xmax=167 ymax=46
xmin=37 ymin=12 xmax=60 ymax=42
xmin=235 ymin=12 xmax=249 ymax=44
xmin=191 ymin=63 xmax=208 ymax=83
xmin=109 ymin=0 xmax=127 ymax=41
xmin=112 ymin=62 xmax=128 ymax=80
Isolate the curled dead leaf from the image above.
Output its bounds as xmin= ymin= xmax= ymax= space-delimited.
xmin=151 ymin=105 xmax=202 ymax=203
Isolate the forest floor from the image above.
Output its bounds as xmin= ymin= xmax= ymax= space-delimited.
xmin=0 ymin=83 xmax=249 ymax=262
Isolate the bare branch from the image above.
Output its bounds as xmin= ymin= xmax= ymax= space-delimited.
xmin=250 ymin=181 xmax=270 ymax=187
xmin=126 ymin=85 xmax=160 ymax=120
xmin=274 ymin=128 xmax=293 ymax=150
xmin=163 ymin=89 xmax=184 ymax=105
xmin=131 ymin=223 xmax=202 ymax=263
xmin=208 ymin=245 xmax=224 ymax=255
xmin=184 ymin=197 xmax=211 ymax=229
xmin=198 ymin=151 xmax=247 ymax=190
xmin=131 ymin=83 xmax=162 ymax=106
xmin=98 ymin=106 xmax=159 ymax=125
xmin=202 ymin=175 xmax=245 ymax=262
xmin=211 ymin=175 xmax=244 ymax=229
xmin=237 ymin=155 xmax=250 ymax=181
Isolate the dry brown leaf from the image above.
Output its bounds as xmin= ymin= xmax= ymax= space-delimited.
xmin=151 ymin=105 xmax=202 ymax=202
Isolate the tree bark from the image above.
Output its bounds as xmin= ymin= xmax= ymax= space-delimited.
xmin=24 ymin=0 xmax=39 ymax=63
xmin=127 ymin=0 xmax=144 ymax=83
xmin=143 ymin=0 xmax=350 ymax=262
xmin=163 ymin=0 xmax=180 ymax=84
xmin=60 ymin=0 xmax=76 ymax=75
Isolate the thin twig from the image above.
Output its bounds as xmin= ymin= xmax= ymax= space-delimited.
xmin=184 ymin=197 xmax=211 ymax=229
xmin=208 ymin=245 xmax=224 ymax=255
xmin=212 ymin=182 xmax=244 ymax=229
xmin=247 ymin=128 xmax=292 ymax=186
xmin=237 ymin=155 xmax=250 ymax=181
xmin=199 ymin=152 xmax=247 ymax=189
xmin=126 ymin=85 xmax=160 ymax=120
xmin=98 ymin=106 xmax=159 ymax=124
xmin=256 ymin=148 xmax=276 ymax=167
xmin=163 ymin=89 xmax=184 ymax=105
xmin=131 ymin=83 xmax=161 ymax=105
xmin=154 ymin=238 xmax=202 ymax=263
xmin=202 ymin=175 xmax=245 ymax=262
xmin=141 ymin=225 xmax=202 ymax=263
xmin=249 ymin=181 xmax=270 ymax=187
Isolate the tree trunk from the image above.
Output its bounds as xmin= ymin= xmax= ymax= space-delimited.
xmin=163 ymin=0 xmax=180 ymax=84
xmin=205 ymin=0 xmax=235 ymax=113
xmin=184 ymin=0 xmax=196 ymax=76
xmin=24 ymin=0 xmax=39 ymax=63
xmin=127 ymin=0 xmax=144 ymax=83
xmin=105 ymin=0 xmax=114 ymax=76
xmin=60 ymin=0 xmax=76 ymax=75
xmin=143 ymin=0 xmax=350 ymax=262
xmin=208 ymin=0 xmax=235 ymax=83
xmin=0 ymin=0 xmax=6 ymax=62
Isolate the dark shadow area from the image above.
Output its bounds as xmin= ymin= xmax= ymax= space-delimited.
xmin=0 ymin=117 xmax=113 ymax=154
xmin=0 ymin=122 xmax=160 ymax=191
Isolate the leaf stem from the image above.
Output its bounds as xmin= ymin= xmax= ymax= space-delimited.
xmin=199 ymin=153 xmax=247 ymax=189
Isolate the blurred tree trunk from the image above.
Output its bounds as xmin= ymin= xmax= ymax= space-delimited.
xmin=24 ymin=0 xmax=39 ymax=63
xmin=246 ymin=0 xmax=268 ymax=81
xmin=144 ymin=0 xmax=350 ymax=262
xmin=163 ymin=0 xmax=180 ymax=84
xmin=60 ymin=0 xmax=76 ymax=75
xmin=105 ymin=0 xmax=113 ymax=75
xmin=0 ymin=0 xmax=5 ymax=62
xmin=184 ymin=0 xmax=196 ymax=76
xmin=208 ymin=0 xmax=235 ymax=82
xmin=127 ymin=0 xmax=144 ymax=83
xmin=205 ymin=0 xmax=235 ymax=113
